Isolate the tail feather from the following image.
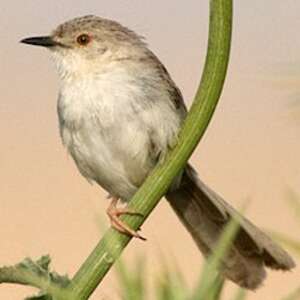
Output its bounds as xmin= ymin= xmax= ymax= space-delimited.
xmin=166 ymin=165 xmax=295 ymax=289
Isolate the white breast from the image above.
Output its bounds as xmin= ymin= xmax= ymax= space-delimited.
xmin=57 ymin=64 xmax=182 ymax=201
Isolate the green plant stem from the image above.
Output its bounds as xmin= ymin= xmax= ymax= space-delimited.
xmin=67 ymin=0 xmax=233 ymax=299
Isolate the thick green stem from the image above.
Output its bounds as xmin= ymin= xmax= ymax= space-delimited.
xmin=68 ymin=0 xmax=233 ymax=299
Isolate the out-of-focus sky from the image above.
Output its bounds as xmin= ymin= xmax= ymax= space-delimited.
xmin=1 ymin=1 xmax=299 ymax=299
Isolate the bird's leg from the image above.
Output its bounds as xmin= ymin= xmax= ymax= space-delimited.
xmin=106 ymin=196 xmax=146 ymax=241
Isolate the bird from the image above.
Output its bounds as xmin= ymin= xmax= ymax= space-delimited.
xmin=21 ymin=15 xmax=295 ymax=289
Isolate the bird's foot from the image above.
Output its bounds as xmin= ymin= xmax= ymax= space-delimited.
xmin=106 ymin=197 xmax=146 ymax=241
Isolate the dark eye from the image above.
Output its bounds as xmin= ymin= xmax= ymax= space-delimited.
xmin=76 ymin=34 xmax=91 ymax=46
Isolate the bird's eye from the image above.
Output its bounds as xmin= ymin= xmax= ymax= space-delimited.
xmin=76 ymin=34 xmax=91 ymax=46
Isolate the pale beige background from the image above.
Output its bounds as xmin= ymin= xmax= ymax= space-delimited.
xmin=0 ymin=1 xmax=299 ymax=299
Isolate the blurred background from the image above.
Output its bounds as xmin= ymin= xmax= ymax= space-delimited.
xmin=0 ymin=1 xmax=299 ymax=299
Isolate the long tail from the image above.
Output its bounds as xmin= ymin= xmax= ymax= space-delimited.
xmin=166 ymin=165 xmax=295 ymax=290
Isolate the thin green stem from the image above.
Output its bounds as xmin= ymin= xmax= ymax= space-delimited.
xmin=68 ymin=0 xmax=233 ymax=299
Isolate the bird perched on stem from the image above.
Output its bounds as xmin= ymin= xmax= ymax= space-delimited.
xmin=21 ymin=15 xmax=295 ymax=289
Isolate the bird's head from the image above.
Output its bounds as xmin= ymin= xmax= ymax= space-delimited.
xmin=21 ymin=15 xmax=146 ymax=80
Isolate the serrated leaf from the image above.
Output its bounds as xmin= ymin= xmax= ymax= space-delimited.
xmin=0 ymin=255 xmax=70 ymax=300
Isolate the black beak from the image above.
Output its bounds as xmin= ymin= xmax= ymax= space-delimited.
xmin=20 ymin=36 xmax=58 ymax=47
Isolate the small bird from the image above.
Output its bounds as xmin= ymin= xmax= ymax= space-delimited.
xmin=21 ymin=15 xmax=295 ymax=289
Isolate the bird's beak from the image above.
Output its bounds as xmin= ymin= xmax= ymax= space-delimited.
xmin=20 ymin=36 xmax=58 ymax=47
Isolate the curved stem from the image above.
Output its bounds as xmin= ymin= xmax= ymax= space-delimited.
xmin=68 ymin=0 xmax=233 ymax=298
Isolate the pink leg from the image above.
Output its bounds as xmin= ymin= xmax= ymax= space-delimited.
xmin=106 ymin=197 xmax=146 ymax=241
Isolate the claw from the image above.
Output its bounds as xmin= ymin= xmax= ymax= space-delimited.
xmin=106 ymin=197 xmax=146 ymax=241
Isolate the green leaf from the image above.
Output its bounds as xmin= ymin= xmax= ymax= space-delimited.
xmin=155 ymin=269 xmax=188 ymax=300
xmin=286 ymin=189 xmax=300 ymax=227
xmin=0 ymin=255 xmax=71 ymax=300
xmin=270 ymin=232 xmax=300 ymax=257
xmin=116 ymin=257 xmax=146 ymax=300
xmin=231 ymin=288 xmax=247 ymax=300
xmin=191 ymin=215 xmax=240 ymax=300
xmin=25 ymin=293 xmax=53 ymax=300
xmin=282 ymin=287 xmax=300 ymax=300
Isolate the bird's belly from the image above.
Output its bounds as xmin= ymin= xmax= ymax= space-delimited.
xmin=61 ymin=120 xmax=154 ymax=201
xmin=57 ymin=71 xmax=183 ymax=200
